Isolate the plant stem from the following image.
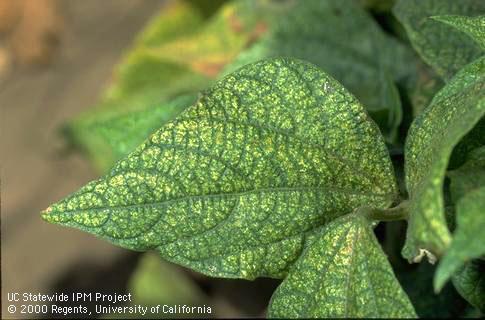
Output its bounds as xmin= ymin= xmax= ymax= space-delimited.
xmin=360 ymin=200 xmax=410 ymax=222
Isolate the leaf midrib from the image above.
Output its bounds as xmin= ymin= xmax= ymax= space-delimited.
xmin=52 ymin=185 xmax=393 ymax=216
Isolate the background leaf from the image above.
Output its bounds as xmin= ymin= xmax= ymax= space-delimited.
xmin=65 ymin=0 xmax=265 ymax=172
xmin=268 ymin=214 xmax=416 ymax=318
xmin=393 ymin=0 xmax=485 ymax=80
xmin=435 ymin=185 xmax=485 ymax=291
xmin=43 ymin=58 xmax=397 ymax=280
xmin=223 ymin=0 xmax=416 ymax=143
xmin=408 ymin=60 xmax=444 ymax=117
xmin=431 ymin=14 xmax=485 ymax=49
xmin=451 ymin=260 xmax=485 ymax=313
xmin=128 ymin=253 xmax=206 ymax=307
xmin=104 ymin=253 xmax=209 ymax=319
xmin=403 ymin=56 xmax=485 ymax=261
xmin=448 ymin=118 xmax=485 ymax=170
xmin=67 ymin=95 xmax=196 ymax=173
xmin=448 ymin=146 xmax=485 ymax=201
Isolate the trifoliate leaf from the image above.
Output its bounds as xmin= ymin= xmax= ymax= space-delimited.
xmin=224 ymin=0 xmax=415 ymax=142
xmin=43 ymin=58 xmax=397 ymax=280
xmin=268 ymin=214 xmax=416 ymax=318
xmin=403 ymin=56 xmax=485 ymax=262
xmin=435 ymin=186 xmax=485 ymax=292
xmin=432 ymin=15 xmax=485 ymax=49
xmin=393 ymin=0 xmax=485 ymax=80
xmin=451 ymin=260 xmax=485 ymax=312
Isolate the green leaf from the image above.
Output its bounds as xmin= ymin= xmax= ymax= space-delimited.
xmin=393 ymin=0 xmax=485 ymax=80
xmin=66 ymin=0 xmax=267 ymax=172
xmin=102 ymin=0 xmax=210 ymax=102
xmin=435 ymin=186 xmax=485 ymax=292
xmin=68 ymin=95 xmax=196 ymax=173
xmin=402 ymin=56 xmax=485 ymax=262
xmin=103 ymin=252 xmax=208 ymax=319
xmin=133 ymin=0 xmax=206 ymax=47
xmin=451 ymin=260 xmax=485 ymax=312
xmin=449 ymin=146 xmax=485 ymax=202
xmin=432 ymin=15 xmax=485 ymax=49
xmin=128 ymin=253 xmax=206 ymax=306
xmin=376 ymin=71 xmax=403 ymax=143
xmin=268 ymin=214 xmax=416 ymax=318
xmin=224 ymin=0 xmax=416 ymax=142
xmin=409 ymin=61 xmax=444 ymax=117
xmin=448 ymin=118 xmax=485 ymax=169
xmin=144 ymin=1 xmax=267 ymax=79
xmin=43 ymin=58 xmax=397 ymax=280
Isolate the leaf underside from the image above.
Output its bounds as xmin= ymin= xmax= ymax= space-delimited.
xmin=43 ymin=58 xmax=397 ymax=280
xmin=268 ymin=214 xmax=416 ymax=318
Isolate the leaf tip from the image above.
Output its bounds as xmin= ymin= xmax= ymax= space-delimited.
xmin=40 ymin=205 xmax=61 ymax=224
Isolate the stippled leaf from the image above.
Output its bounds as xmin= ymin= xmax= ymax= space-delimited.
xmin=403 ymin=57 xmax=485 ymax=262
xmin=452 ymin=260 xmax=485 ymax=312
xmin=224 ymin=0 xmax=415 ymax=142
xmin=268 ymin=214 xmax=416 ymax=318
xmin=435 ymin=186 xmax=485 ymax=292
xmin=432 ymin=14 xmax=485 ymax=49
xmin=43 ymin=58 xmax=397 ymax=280
xmin=66 ymin=0 xmax=265 ymax=172
xmin=393 ymin=0 xmax=485 ymax=80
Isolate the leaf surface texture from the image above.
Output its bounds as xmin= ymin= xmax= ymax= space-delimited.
xmin=43 ymin=58 xmax=397 ymax=279
xmin=268 ymin=214 xmax=416 ymax=318
xmin=394 ymin=0 xmax=485 ymax=80
xmin=403 ymin=57 xmax=485 ymax=261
